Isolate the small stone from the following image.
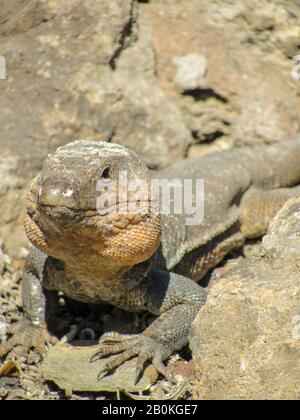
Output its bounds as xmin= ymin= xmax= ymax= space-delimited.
xmin=171 ymin=360 xmax=195 ymax=382
xmin=173 ymin=53 xmax=207 ymax=91
xmin=275 ymin=27 xmax=300 ymax=58
xmin=261 ymin=195 xmax=300 ymax=256
xmin=40 ymin=341 xmax=158 ymax=395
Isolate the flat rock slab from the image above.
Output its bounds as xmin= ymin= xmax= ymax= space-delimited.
xmin=40 ymin=341 xmax=157 ymax=395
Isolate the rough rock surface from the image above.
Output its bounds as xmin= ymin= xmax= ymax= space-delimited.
xmin=191 ymin=195 xmax=300 ymax=400
xmin=261 ymin=195 xmax=300 ymax=257
xmin=142 ymin=0 xmax=300 ymax=154
xmin=173 ymin=54 xmax=207 ymax=91
xmin=41 ymin=342 xmax=158 ymax=395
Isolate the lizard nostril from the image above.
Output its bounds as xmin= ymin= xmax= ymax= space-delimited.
xmin=38 ymin=181 xmax=77 ymax=209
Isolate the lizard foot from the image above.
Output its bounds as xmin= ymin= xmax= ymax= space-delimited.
xmin=0 ymin=319 xmax=58 ymax=359
xmin=91 ymin=331 xmax=174 ymax=384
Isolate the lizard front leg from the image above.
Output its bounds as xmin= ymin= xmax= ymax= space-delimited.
xmin=0 ymin=249 xmax=58 ymax=359
xmin=91 ymin=270 xmax=207 ymax=382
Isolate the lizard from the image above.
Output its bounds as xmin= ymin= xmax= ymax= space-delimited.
xmin=1 ymin=138 xmax=300 ymax=382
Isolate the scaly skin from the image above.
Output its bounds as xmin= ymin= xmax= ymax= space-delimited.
xmin=1 ymin=139 xmax=300 ymax=382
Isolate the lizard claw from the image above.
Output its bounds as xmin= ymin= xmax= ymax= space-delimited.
xmin=134 ymin=367 xmax=143 ymax=386
xmin=0 ymin=318 xmax=58 ymax=359
xmin=91 ymin=331 xmax=174 ymax=384
xmin=97 ymin=369 xmax=109 ymax=381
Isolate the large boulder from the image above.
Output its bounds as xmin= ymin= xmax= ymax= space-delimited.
xmin=142 ymin=0 xmax=300 ymax=155
xmin=191 ymin=195 xmax=300 ymax=400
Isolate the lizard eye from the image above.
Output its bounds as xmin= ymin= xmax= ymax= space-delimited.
xmin=101 ymin=166 xmax=111 ymax=179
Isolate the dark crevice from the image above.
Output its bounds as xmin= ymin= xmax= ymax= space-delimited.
xmin=0 ymin=0 xmax=57 ymax=37
xmin=0 ymin=14 xmax=56 ymax=37
xmin=254 ymin=25 xmax=275 ymax=33
xmin=102 ymin=128 xmax=115 ymax=143
xmin=191 ymin=130 xmax=225 ymax=144
xmin=109 ymin=5 xmax=136 ymax=70
xmin=222 ymin=119 xmax=231 ymax=126
xmin=0 ymin=0 xmax=33 ymax=26
xmin=183 ymin=88 xmax=228 ymax=103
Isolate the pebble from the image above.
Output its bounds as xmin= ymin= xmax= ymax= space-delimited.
xmin=173 ymin=53 xmax=207 ymax=91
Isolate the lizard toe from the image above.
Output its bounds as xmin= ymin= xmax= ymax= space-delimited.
xmin=90 ymin=334 xmax=140 ymax=362
xmin=92 ymin=332 xmax=173 ymax=384
xmin=96 ymin=345 xmax=140 ymax=381
xmin=0 ymin=318 xmax=58 ymax=359
xmin=98 ymin=331 xmax=138 ymax=345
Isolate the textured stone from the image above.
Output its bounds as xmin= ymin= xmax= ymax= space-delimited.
xmin=40 ymin=342 xmax=158 ymax=395
xmin=191 ymin=195 xmax=300 ymax=400
xmin=173 ymin=53 xmax=207 ymax=91
xmin=261 ymin=195 xmax=300 ymax=257
xmin=142 ymin=0 xmax=300 ymax=152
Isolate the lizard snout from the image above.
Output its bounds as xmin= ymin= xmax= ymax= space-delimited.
xmin=38 ymin=180 xmax=78 ymax=210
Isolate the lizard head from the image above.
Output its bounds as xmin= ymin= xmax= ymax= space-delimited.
xmin=25 ymin=140 xmax=161 ymax=267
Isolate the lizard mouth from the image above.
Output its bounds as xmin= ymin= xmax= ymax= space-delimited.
xmin=36 ymin=199 xmax=153 ymax=217
xmin=30 ymin=196 xmax=157 ymax=233
xmin=26 ymin=195 xmax=162 ymax=265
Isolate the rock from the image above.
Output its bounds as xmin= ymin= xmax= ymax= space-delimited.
xmin=0 ymin=318 xmax=8 ymax=341
xmin=274 ymin=27 xmax=300 ymax=58
xmin=173 ymin=53 xmax=207 ymax=91
xmin=291 ymin=55 xmax=300 ymax=81
xmin=0 ymin=0 xmax=56 ymax=36
xmin=261 ymin=194 xmax=300 ymax=257
xmin=142 ymin=0 xmax=300 ymax=153
xmin=103 ymin=13 xmax=191 ymax=168
xmin=191 ymin=195 xmax=300 ymax=400
xmin=195 ymin=0 xmax=300 ymax=60
xmin=40 ymin=342 xmax=158 ymax=395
